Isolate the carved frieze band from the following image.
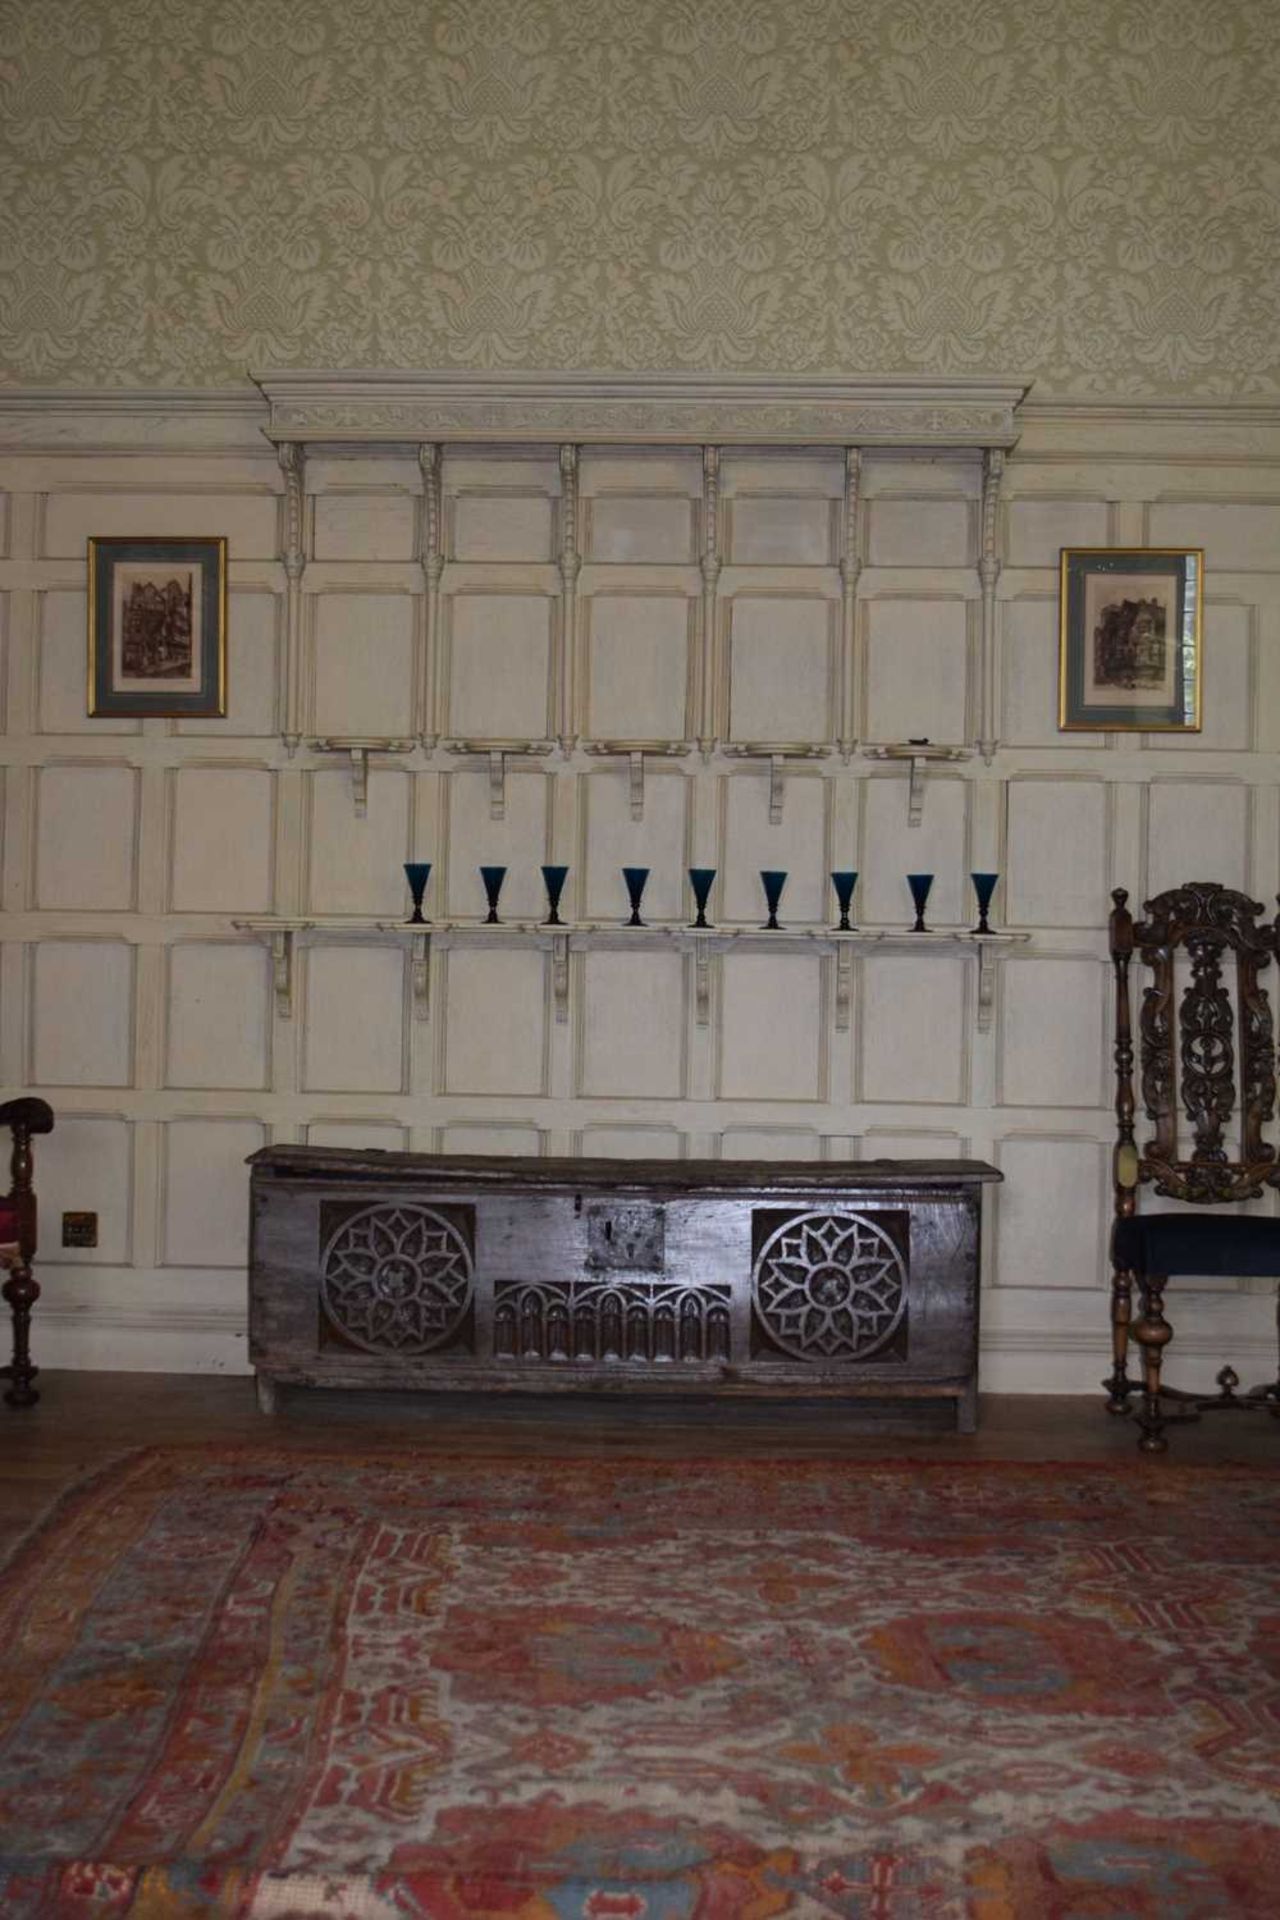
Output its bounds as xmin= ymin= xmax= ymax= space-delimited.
xmin=255 ymin=373 xmax=1029 ymax=448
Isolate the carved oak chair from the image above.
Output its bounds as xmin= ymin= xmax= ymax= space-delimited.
xmin=1108 ymin=883 xmax=1280 ymax=1451
xmin=0 ymin=1097 xmax=55 ymax=1408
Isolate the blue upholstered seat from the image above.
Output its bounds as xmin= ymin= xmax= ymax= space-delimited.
xmin=1112 ymin=1211 xmax=1280 ymax=1280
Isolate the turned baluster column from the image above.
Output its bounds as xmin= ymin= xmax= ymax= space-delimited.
xmin=3 ymin=1119 xmax=39 ymax=1407
xmin=1106 ymin=887 xmax=1138 ymax=1413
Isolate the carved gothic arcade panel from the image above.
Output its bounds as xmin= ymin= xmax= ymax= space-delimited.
xmin=492 ymin=1275 xmax=732 ymax=1368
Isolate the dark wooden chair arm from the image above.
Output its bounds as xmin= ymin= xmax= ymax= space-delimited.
xmin=0 ymin=1098 xmax=54 ymax=1136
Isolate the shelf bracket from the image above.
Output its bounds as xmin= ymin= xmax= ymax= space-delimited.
xmin=864 ymin=742 xmax=971 ymax=828
xmin=552 ymin=932 xmax=570 ymax=1024
xmin=723 ymin=742 xmax=829 ymax=825
xmin=693 ymin=933 xmax=712 ymax=1027
xmin=310 ymin=738 xmax=415 ymax=817
xmin=233 ymin=920 xmax=313 ymax=1020
xmin=629 ymin=751 xmax=645 ymax=821
xmin=977 ymin=943 xmax=997 ymax=1033
xmin=445 ymin=739 xmax=554 ymax=821
xmin=835 ymin=941 xmax=854 ymax=1033
xmin=410 ymin=930 xmax=431 ymax=1020
xmin=584 ymin=741 xmax=691 ymax=821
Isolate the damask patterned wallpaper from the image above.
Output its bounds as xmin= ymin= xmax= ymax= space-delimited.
xmin=2 ymin=0 xmax=1277 ymax=397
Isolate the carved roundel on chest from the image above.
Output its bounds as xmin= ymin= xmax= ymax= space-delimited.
xmin=318 ymin=1202 xmax=474 ymax=1355
xmin=751 ymin=1208 xmax=909 ymax=1362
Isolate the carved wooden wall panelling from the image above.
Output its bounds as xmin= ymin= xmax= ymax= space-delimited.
xmin=2 ymin=380 xmax=1279 ymax=1391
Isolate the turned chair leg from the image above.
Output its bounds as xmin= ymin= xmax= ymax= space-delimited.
xmin=1132 ymin=1273 xmax=1171 ymax=1453
xmin=2 ymin=1258 xmax=40 ymax=1408
xmin=1104 ymin=1263 xmax=1134 ymax=1413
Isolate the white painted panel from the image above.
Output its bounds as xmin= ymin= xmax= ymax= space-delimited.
xmin=446 ymin=593 xmax=552 ymax=739
xmin=868 ymin=497 xmax=971 ymax=566
xmin=719 ymin=952 xmax=822 ymax=1101
xmin=308 ymin=454 xmax=420 ymax=492
xmin=443 ymin=946 xmax=546 ymax=1095
xmin=166 ymin=943 xmax=269 ymax=1090
xmin=308 ymin=769 xmax=410 ymax=917
xmin=727 ymin=596 xmax=832 ymax=743
xmin=579 ymin=949 xmax=685 ymax=1098
xmin=1195 ymin=601 xmax=1251 ymax=751
xmin=863 ymin=1130 xmax=965 ymax=1160
xmin=313 ymin=492 xmax=416 ymax=561
xmin=1001 ymin=594 xmax=1077 ymax=750
xmin=578 ymin=1127 xmax=683 ymax=1159
xmin=1005 ymin=779 xmax=1108 ymax=928
xmin=724 ymin=454 xmax=842 ymax=494
xmin=587 ymin=495 xmax=695 ymax=563
xmin=170 ymin=767 xmax=273 ymax=912
xmin=44 ymin=491 xmax=277 ymax=558
xmin=38 ymin=590 xmax=137 ymax=735
xmin=307 ymin=1121 xmax=410 ymax=1150
xmin=179 ymin=590 xmax=278 ymax=737
xmin=859 ymin=775 xmax=967 ymax=929
xmin=729 ymin=496 xmax=835 ymax=565
xmin=585 ymin=594 xmax=692 ymax=740
xmin=313 ymin=593 xmax=415 ymax=737
xmin=439 ymin=1124 xmax=542 ymax=1156
xmin=1146 ymin=782 xmax=1249 ymax=898
xmin=41 ymin=1115 xmax=132 ymax=1264
xmin=445 ymin=769 xmax=549 ymax=922
xmin=861 ymin=456 xmax=976 ymax=498
xmin=163 ymin=1118 xmax=264 ymax=1266
xmin=720 ymin=1128 xmax=821 ymax=1160
xmin=863 ymin=598 xmax=968 ymax=745
xmin=582 ymin=767 xmax=687 ymax=923
xmin=722 ymin=769 xmax=826 ymax=926
xmin=999 ymin=957 xmax=1104 ymax=1108
xmin=452 ymin=492 xmax=553 ymax=561
xmin=31 ymin=941 xmax=133 ymax=1087
xmin=1005 ymin=498 xmax=1109 ymax=567
xmin=994 ymin=1137 xmax=1107 ymax=1290
xmin=860 ymin=954 xmax=965 ymax=1104
xmin=1147 ymin=501 xmax=1280 ymax=570
xmin=36 ymin=765 xmax=137 ymax=909
xmin=304 ymin=945 xmax=405 ymax=1092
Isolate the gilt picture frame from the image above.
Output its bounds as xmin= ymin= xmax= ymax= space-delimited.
xmin=88 ymin=536 xmax=227 ymax=719
xmin=1058 ymin=547 xmax=1202 ymax=733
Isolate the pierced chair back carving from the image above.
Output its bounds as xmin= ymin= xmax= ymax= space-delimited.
xmin=1108 ymin=882 xmax=1280 ymax=1451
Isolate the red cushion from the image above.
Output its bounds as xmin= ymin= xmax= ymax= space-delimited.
xmin=0 ymin=1198 xmax=17 ymax=1247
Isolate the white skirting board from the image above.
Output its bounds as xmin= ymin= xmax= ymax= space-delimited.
xmin=25 ymin=1302 xmax=1277 ymax=1397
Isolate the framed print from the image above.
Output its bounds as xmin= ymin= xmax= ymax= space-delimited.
xmin=88 ymin=536 xmax=227 ymax=718
xmin=1058 ymin=547 xmax=1201 ymax=732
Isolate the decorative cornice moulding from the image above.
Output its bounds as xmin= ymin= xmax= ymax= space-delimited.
xmin=0 ymin=386 xmax=265 ymax=452
xmin=7 ymin=382 xmax=1280 ymax=464
xmin=251 ymin=371 xmax=1032 ymax=450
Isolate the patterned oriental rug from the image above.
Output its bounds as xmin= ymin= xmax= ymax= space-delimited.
xmin=0 ymin=1452 xmax=1277 ymax=1919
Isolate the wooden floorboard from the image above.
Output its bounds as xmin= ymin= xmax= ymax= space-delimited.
xmin=0 ymin=1372 xmax=1274 ymax=1551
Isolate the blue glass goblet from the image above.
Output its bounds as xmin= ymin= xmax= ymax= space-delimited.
xmin=971 ymin=872 xmax=999 ymax=935
xmin=403 ymin=861 xmax=432 ymax=925
xmin=622 ymin=866 xmax=650 ymax=927
xmin=541 ymin=864 xmax=569 ymax=926
xmin=830 ymin=870 xmax=858 ymax=931
xmin=907 ymin=872 xmax=934 ymax=933
xmin=760 ymin=870 xmax=788 ymax=931
xmin=688 ymin=867 xmax=715 ymax=928
xmin=479 ymin=865 xmax=507 ymax=925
